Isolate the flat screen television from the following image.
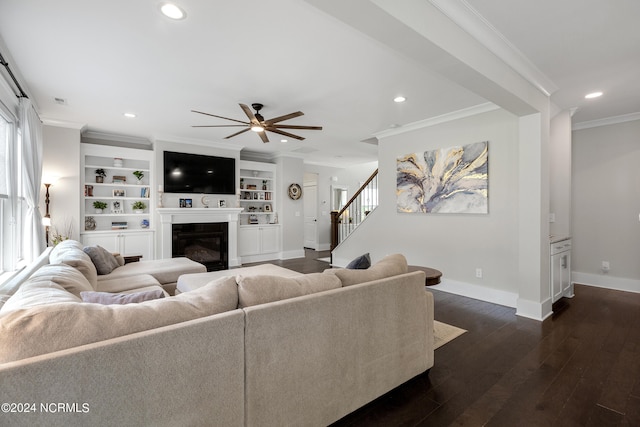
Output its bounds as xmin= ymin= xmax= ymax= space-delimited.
xmin=163 ymin=151 xmax=235 ymax=194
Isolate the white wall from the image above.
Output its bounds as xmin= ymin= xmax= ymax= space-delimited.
xmin=572 ymin=119 xmax=640 ymax=293
xmin=42 ymin=125 xmax=81 ymax=241
xmin=549 ymin=111 xmax=572 ymax=239
xmin=333 ymin=108 xmax=521 ymax=305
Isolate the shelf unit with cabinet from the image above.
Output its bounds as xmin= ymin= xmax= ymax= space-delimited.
xmin=239 ymin=160 xmax=277 ymax=226
xmin=80 ymin=144 xmax=155 ymax=258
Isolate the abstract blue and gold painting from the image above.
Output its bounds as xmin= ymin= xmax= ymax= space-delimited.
xmin=396 ymin=141 xmax=488 ymax=214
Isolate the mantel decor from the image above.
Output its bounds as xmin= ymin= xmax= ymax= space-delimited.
xmin=396 ymin=141 xmax=488 ymax=214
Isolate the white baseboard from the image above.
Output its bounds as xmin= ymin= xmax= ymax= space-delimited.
xmin=572 ymin=271 xmax=640 ymax=294
xmin=516 ymin=297 xmax=553 ymax=321
xmin=430 ymin=278 xmax=519 ymax=309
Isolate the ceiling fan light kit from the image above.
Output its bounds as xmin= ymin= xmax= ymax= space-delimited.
xmin=192 ymin=103 xmax=322 ymax=143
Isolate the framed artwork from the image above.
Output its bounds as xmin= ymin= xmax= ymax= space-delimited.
xmin=218 ymin=199 xmax=227 ymax=208
xmin=264 ymin=204 xmax=272 ymax=212
xmin=111 ymin=199 xmax=124 ymax=214
xmin=397 ymin=141 xmax=488 ymax=214
xmin=113 ymin=188 xmax=126 ymax=197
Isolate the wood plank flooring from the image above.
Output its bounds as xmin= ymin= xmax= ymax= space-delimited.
xmin=251 ymin=251 xmax=640 ymax=426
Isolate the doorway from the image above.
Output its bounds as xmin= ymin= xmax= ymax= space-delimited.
xmin=303 ymin=173 xmax=318 ymax=250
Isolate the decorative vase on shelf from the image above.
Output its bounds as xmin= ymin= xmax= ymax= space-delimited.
xmin=95 ymin=209 xmax=103 ymax=214
xmin=134 ymin=209 xmax=144 ymax=214
xmin=140 ymin=219 xmax=150 ymax=229
xmin=113 ymin=158 xmax=123 ymax=167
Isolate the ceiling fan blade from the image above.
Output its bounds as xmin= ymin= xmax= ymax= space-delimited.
xmin=267 ymin=128 xmax=305 ymax=141
xmin=271 ymin=124 xmax=323 ymax=130
xmin=224 ymin=128 xmax=251 ymax=139
xmin=191 ymin=110 xmax=249 ymax=125
xmin=265 ymin=111 xmax=303 ymax=125
xmin=239 ymin=103 xmax=261 ymax=125
xmin=192 ymin=125 xmax=247 ymax=128
xmin=258 ymin=131 xmax=269 ymax=143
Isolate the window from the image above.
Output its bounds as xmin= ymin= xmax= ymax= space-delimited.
xmin=0 ymin=105 xmax=18 ymax=275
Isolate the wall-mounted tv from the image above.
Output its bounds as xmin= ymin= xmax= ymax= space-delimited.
xmin=163 ymin=151 xmax=235 ymax=194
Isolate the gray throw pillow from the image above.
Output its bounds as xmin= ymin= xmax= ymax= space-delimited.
xmin=346 ymin=253 xmax=371 ymax=269
xmin=80 ymin=289 xmax=165 ymax=305
xmin=83 ymin=245 xmax=120 ymax=275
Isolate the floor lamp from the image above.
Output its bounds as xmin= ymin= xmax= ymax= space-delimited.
xmin=43 ymin=182 xmax=52 ymax=246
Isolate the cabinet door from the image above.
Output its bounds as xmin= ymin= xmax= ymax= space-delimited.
xmin=551 ymin=253 xmax=563 ymax=303
xmin=82 ymin=234 xmax=120 ymax=253
xmin=121 ymin=232 xmax=153 ymax=259
xmin=239 ymin=227 xmax=261 ymax=256
xmin=260 ymin=226 xmax=279 ymax=254
xmin=561 ymin=252 xmax=571 ymax=296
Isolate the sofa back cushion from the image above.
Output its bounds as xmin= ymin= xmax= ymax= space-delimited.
xmin=0 ymin=276 xmax=238 ymax=364
xmin=49 ymin=240 xmax=98 ymax=289
xmin=0 ymin=275 xmax=82 ymax=316
xmin=237 ymin=273 xmax=341 ymax=308
xmin=324 ymin=254 xmax=408 ymax=287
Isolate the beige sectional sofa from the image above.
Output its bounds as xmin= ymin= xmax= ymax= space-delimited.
xmin=0 ymin=241 xmax=434 ymax=427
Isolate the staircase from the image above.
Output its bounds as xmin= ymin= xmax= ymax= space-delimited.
xmin=330 ymin=169 xmax=378 ymax=251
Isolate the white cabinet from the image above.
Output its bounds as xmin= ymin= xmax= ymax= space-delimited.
xmin=551 ymin=238 xmax=572 ymax=303
xmin=239 ymin=225 xmax=280 ymax=261
xmin=80 ymin=144 xmax=155 ymax=258
xmin=82 ymin=231 xmax=154 ymax=260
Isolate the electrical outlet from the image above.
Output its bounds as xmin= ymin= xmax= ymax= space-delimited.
xmin=475 ymin=268 xmax=483 ymax=279
xmin=602 ymin=261 xmax=610 ymax=272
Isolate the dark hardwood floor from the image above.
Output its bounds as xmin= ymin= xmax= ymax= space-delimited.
xmin=252 ymin=250 xmax=640 ymax=426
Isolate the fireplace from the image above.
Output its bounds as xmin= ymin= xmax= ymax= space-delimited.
xmin=172 ymin=222 xmax=228 ymax=271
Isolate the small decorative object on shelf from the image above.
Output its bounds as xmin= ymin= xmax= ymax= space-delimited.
xmin=158 ymin=185 xmax=164 ymax=208
xmin=85 ymin=216 xmax=96 ymax=231
xmin=132 ymin=201 xmax=146 ymax=214
xmin=113 ymin=158 xmax=123 ymax=167
xmin=262 ymin=180 xmax=268 ymax=190
xmin=240 ymin=178 xmax=244 ymax=189
xmin=140 ymin=218 xmax=150 ymax=229
xmin=111 ymin=221 xmax=128 ymax=230
xmin=218 ymin=199 xmax=227 ymax=208
xmin=112 ymin=175 xmax=126 ymax=184
xmin=249 ymin=214 xmax=259 ymax=224
xmin=85 ymin=185 xmax=93 ymax=197
xmin=132 ymin=170 xmax=144 ymax=184
xmin=113 ymin=189 xmax=126 ymax=197
xmin=201 ymin=195 xmax=210 ymax=208
xmin=95 ymin=169 xmax=106 ymax=183
xmin=93 ymin=201 xmax=108 ymax=213
xmin=111 ymin=200 xmax=123 ymax=214
xmin=179 ymin=198 xmax=193 ymax=208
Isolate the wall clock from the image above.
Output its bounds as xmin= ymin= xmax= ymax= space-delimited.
xmin=288 ymin=183 xmax=302 ymax=200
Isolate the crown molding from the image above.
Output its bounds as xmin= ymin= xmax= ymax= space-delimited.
xmin=572 ymin=112 xmax=640 ymax=131
xmin=428 ymin=0 xmax=558 ymax=97
xmin=374 ymin=102 xmax=499 ymax=139
xmin=153 ymin=133 xmax=243 ymax=152
xmin=42 ymin=117 xmax=86 ymax=130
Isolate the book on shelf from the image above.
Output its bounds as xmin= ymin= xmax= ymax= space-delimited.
xmin=111 ymin=221 xmax=128 ymax=230
xmin=140 ymin=187 xmax=150 ymax=197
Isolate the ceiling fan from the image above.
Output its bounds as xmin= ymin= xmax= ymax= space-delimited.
xmin=191 ymin=103 xmax=322 ymax=143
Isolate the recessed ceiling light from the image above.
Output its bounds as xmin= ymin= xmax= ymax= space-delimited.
xmin=394 ymin=96 xmax=406 ymax=103
xmin=280 ymin=139 xmax=288 ymax=143
xmin=585 ymin=91 xmax=603 ymax=99
xmin=160 ymin=3 xmax=186 ymax=20
xmin=123 ymin=112 xmax=136 ymax=118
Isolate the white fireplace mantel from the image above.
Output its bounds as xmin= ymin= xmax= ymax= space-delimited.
xmin=157 ymin=208 xmax=243 ymax=267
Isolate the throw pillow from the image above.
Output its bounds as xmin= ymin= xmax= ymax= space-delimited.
xmin=237 ymin=273 xmax=342 ymax=308
xmin=80 ymin=289 xmax=165 ymax=305
xmin=346 ymin=253 xmax=371 ymax=269
xmin=83 ymin=245 xmax=120 ymax=275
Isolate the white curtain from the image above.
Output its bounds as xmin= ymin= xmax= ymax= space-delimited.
xmin=19 ymin=98 xmax=45 ymax=262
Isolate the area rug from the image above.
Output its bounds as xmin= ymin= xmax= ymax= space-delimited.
xmin=434 ymin=320 xmax=466 ymax=349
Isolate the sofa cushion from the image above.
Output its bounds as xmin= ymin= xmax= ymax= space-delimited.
xmin=0 ymin=276 xmax=239 ymax=363
xmin=49 ymin=240 xmax=98 ymax=289
xmin=346 ymin=253 xmax=371 ymax=269
xmin=237 ymin=273 xmax=342 ymax=308
xmin=96 ymin=274 xmax=162 ymax=293
xmin=26 ymin=263 xmax=94 ymax=298
xmin=80 ymin=289 xmax=165 ymax=305
xmin=324 ymin=254 xmax=408 ymax=287
xmin=83 ymin=245 xmax=119 ymax=275
xmin=0 ymin=278 xmax=82 ymax=316
xmin=97 ymin=257 xmax=206 ymax=285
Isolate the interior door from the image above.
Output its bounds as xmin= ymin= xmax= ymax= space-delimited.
xmin=303 ymin=182 xmax=318 ymax=249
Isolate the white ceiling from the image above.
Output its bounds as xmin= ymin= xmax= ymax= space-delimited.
xmin=0 ymin=0 xmax=638 ymax=166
